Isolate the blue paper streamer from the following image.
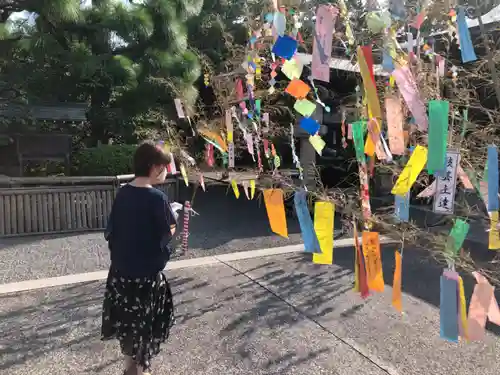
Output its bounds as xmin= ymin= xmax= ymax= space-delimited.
xmin=272 ymin=35 xmax=298 ymax=60
xmin=440 ymin=274 xmax=459 ymax=342
xmin=294 ymin=191 xmax=321 ymax=253
xmin=382 ymin=51 xmax=395 ymax=72
xmin=457 ymin=7 xmax=477 ymax=63
xmin=300 ymin=117 xmax=320 ymax=135
xmin=394 ymin=193 xmax=410 ymax=222
xmin=488 ymin=145 xmax=499 ymax=211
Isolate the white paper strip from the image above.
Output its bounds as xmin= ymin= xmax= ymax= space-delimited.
xmin=174 ymin=99 xmax=185 ymax=118
xmin=433 ymin=150 xmax=459 ymax=215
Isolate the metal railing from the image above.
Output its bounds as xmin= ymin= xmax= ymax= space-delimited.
xmin=0 ymin=174 xmax=180 ymax=237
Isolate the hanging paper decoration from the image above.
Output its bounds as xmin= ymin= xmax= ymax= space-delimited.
xmin=392 ymin=145 xmax=428 ymax=196
xmin=166 ymin=152 xmax=177 ymax=174
xmin=392 ymin=250 xmax=403 ymax=312
xmin=174 ymin=98 xmax=186 ymax=118
xmin=182 ymin=201 xmax=191 ymax=252
xmin=272 ymin=35 xmax=298 ymax=60
xmin=199 ymin=174 xmax=206 ymax=191
xmin=205 ymin=143 xmax=215 ymax=167
xmin=199 ymin=129 xmax=228 ymax=152
xmin=411 ymin=10 xmax=426 ymax=29
xmin=294 ymin=99 xmax=317 ymax=117
xmin=282 ymin=57 xmax=303 ymax=80
xmin=250 ymin=180 xmax=256 ymax=199
xmin=392 ymin=66 xmax=428 ymax=131
xmin=231 ymin=179 xmax=240 ymax=199
xmin=353 ymin=224 xmax=370 ymax=298
xmin=294 ymin=191 xmax=321 ymax=253
xmin=394 ymin=193 xmax=410 ymax=222
xmin=385 ymin=96 xmax=405 ymax=155
xmin=309 ymin=134 xmax=326 ymax=155
xmin=434 ymin=150 xmax=459 ymax=215
xmin=487 ymin=145 xmax=499 ymax=212
xmin=440 ymin=269 xmax=459 ymax=342
xmin=456 ymin=7 xmax=477 ymax=63
xmin=245 ymin=133 xmax=255 ymax=161
xmin=358 ymin=46 xmax=382 ymax=120
xmin=180 ymin=164 xmax=189 ymax=186
xmin=352 ymin=120 xmax=366 ymax=163
xmin=290 ymin=123 xmax=303 ymax=180
xmin=458 ymin=164 xmax=474 ymax=190
xmin=242 ymin=180 xmax=250 ymax=199
xmin=226 ymin=109 xmax=235 ymax=168
xmin=489 ymin=211 xmax=500 ymax=250
xmin=467 ymin=272 xmax=500 ymax=341
xmin=285 ymin=79 xmax=311 ymax=99
xmin=312 ymin=201 xmax=335 ymax=264
xmin=361 ymin=231 xmax=384 ymax=292
xmin=311 ymin=5 xmax=338 ymax=82
xmin=263 ymin=189 xmax=288 ymax=238
xmin=428 ymin=100 xmax=450 ymax=175
xmin=458 ymin=275 xmax=468 ymax=341
xmin=300 ymin=117 xmax=320 ymax=135
xmin=445 ymin=218 xmax=470 ymax=257
xmin=273 ymin=11 xmax=286 ymax=36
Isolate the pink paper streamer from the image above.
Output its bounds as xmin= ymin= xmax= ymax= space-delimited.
xmin=458 ymin=165 xmax=474 ymax=190
xmin=312 ymin=5 xmax=338 ymax=82
xmin=199 ymin=174 xmax=206 ymax=191
xmin=385 ymin=97 xmax=405 ymax=155
xmin=417 ymin=180 xmax=437 ymax=198
xmin=246 ymin=134 xmax=255 ymax=160
xmin=392 ymin=66 xmax=428 ymax=132
xmin=347 ymin=123 xmax=353 ymax=139
xmin=467 ymin=272 xmax=500 ymax=341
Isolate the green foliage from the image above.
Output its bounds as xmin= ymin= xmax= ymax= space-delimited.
xmin=72 ymin=144 xmax=137 ymax=176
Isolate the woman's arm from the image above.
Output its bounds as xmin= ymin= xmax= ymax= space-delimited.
xmin=154 ymin=193 xmax=178 ymax=244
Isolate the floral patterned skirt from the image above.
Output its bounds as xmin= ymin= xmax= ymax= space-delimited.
xmin=101 ymin=268 xmax=175 ymax=370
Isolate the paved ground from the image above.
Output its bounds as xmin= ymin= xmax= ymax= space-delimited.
xmin=1 ymin=244 xmax=500 ymax=375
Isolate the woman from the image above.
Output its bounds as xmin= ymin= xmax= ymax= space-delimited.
xmin=101 ymin=141 xmax=177 ymax=375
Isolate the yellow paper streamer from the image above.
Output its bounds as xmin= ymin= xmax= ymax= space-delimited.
xmin=309 ymin=135 xmax=326 ymax=156
xmin=250 ymin=180 xmax=255 ymax=199
xmin=263 ymin=189 xmax=288 ymax=238
xmin=458 ymin=276 xmax=468 ymax=341
xmin=231 ymin=179 xmax=240 ymax=199
xmin=357 ymin=46 xmax=382 ymax=120
xmin=180 ymin=164 xmax=188 ymax=186
xmin=392 ymin=251 xmax=402 ymax=312
xmin=282 ymin=58 xmax=303 ymax=80
xmin=489 ymin=211 xmax=500 ymax=250
xmin=313 ymin=201 xmax=335 ymax=265
xmin=391 ymin=145 xmax=428 ymax=196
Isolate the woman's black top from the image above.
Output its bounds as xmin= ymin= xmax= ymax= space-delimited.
xmin=105 ymin=184 xmax=177 ymax=278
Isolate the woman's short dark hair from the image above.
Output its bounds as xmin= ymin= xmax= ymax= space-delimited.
xmin=133 ymin=141 xmax=172 ymax=177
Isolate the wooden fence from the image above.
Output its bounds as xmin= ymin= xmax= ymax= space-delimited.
xmin=0 ymin=174 xmax=180 ymax=237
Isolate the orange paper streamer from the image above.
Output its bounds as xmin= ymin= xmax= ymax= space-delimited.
xmin=285 ymin=79 xmax=310 ymax=99
xmin=392 ymin=251 xmax=402 ymax=312
xmin=362 ymin=231 xmax=384 ymax=292
xmin=386 ymin=96 xmax=405 ymax=155
xmin=263 ymin=189 xmax=288 ymax=238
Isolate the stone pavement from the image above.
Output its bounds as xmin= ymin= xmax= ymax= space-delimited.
xmin=1 ymin=243 xmax=500 ymax=375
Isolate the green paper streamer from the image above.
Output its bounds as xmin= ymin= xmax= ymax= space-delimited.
xmin=352 ymin=120 xmax=366 ymax=163
xmin=446 ymin=219 xmax=470 ymax=257
xmin=427 ymin=100 xmax=449 ymax=175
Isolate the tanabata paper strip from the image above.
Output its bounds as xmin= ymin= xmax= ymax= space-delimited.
xmin=364 ymin=118 xmax=381 ymax=157
xmin=174 ymin=98 xmax=185 ymax=118
xmin=411 ymin=10 xmax=426 ymax=29
xmin=446 ymin=218 xmax=470 ymax=257
xmin=433 ymin=150 xmax=459 ymax=215
xmin=489 ymin=211 xmax=500 ymax=250
xmin=199 ymin=129 xmax=228 ymax=152
xmin=440 ymin=272 xmax=459 ymax=342
xmin=392 ymin=250 xmax=403 ymax=312
xmin=166 ymin=152 xmax=177 ymax=174
xmin=354 ymin=224 xmax=370 ymax=298
xmin=358 ymin=46 xmax=382 ymax=120
xmin=242 ymin=181 xmax=250 ymax=199
xmin=205 ymin=143 xmax=215 ymax=167
xmin=313 ymin=201 xmax=335 ymax=264
xmin=392 ymin=66 xmax=428 ymax=131
xmin=235 ymin=79 xmax=244 ymax=100
xmin=352 ymin=121 xmax=366 ymax=163
xmin=417 ymin=180 xmax=436 ymax=198
xmin=231 ymin=180 xmax=240 ymax=199
xmin=458 ymin=276 xmax=468 ymax=341
xmin=182 ymin=201 xmax=191 ymax=252
xmin=347 ymin=123 xmax=353 ymax=139
xmin=294 ymin=191 xmax=321 ymax=253
xmin=487 ymin=145 xmax=499 ymax=212
xmin=312 ymin=5 xmax=338 ymax=82
xmin=386 ymin=96 xmax=405 ymax=155
xmin=199 ymin=174 xmax=205 ymax=191
xmin=394 ymin=192 xmax=410 ymax=222
xmin=427 ymin=100 xmax=449 ymax=175
xmin=250 ymin=180 xmax=256 ymax=199
xmin=180 ymin=164 xmax=189 ymax=186
xmin=272 ymin=35 xmax=298 ymax=60
xmin=300 ymin=116 xmax=320 ymax=134
xmin=263 ymin=189 xmax=288 ymax=238
xmin=285 ymin=79 xmax=311 ymax=99
xmin=295 ymin=99 xmax=317 ymax=117
xmin=282 ymin=58 xmax=303 ymax=80
xmin=458 ymin=164 xmax=474 ymax=190
xmin=392 ymin=145 xmax=428 ymax=196
xmin=457 ymin=7 xmax=477 ymax=63
xmin=467 ymin=272 xmax=500 ymax=341
xmin=309 ymin=135 xmax=326 ymax=156
xmin=273 ymin=11 xmax=286 ymax=36
xmin=361 ymin=231 xmax=384 ymax=292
